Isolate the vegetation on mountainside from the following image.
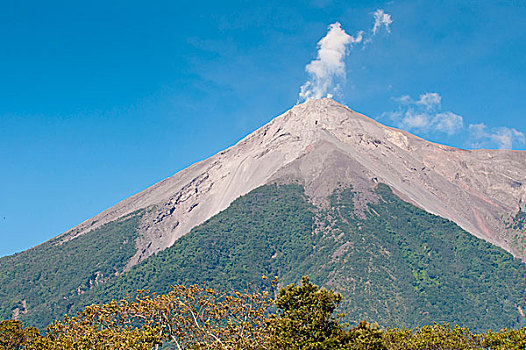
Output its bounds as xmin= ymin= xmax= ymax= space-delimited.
xmin=0 ymin=211 xmax=143 ymax=327
xmin=3 ymin=183 xmax=526 ymax=333
xmin=67 ymin=183 xmax=526 ymax=332
xmin=68 ymin=183 xmax=316 ymax=308
xmin=512 ymin=211 xmax=526 ymax=230
xmin=316 ymin=184 xmax=526 ymax=330
xmin=2 ymin=277 xmax=526 ymax=350
xmin=504 ymin=210 xmax=526 ymax=255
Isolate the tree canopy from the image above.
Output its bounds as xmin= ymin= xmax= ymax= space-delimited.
xmin=2 ymin=277 xmax=526 ymax=350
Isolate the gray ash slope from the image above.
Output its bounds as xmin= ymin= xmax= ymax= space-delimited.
xmin=61 ymin=98 xmax=526 ymax=265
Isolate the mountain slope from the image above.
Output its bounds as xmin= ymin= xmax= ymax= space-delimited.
xmin=58 ymin=98 xmax=526 ymax=266
xmin=18 ymin=183 xmax=526 ymax=332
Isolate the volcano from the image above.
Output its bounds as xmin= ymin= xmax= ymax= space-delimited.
xmin=2 ymin=98 xmax=526 ymax=330
xmin=63 ymin=98 xmax=526 ymax=264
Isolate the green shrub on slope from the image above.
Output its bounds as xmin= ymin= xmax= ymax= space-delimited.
xmin=0 ymin=211 xmax=142 ymax=327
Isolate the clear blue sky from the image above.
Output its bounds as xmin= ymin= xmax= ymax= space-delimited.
xmin=1 ymin=0 xmax=525 ymax=257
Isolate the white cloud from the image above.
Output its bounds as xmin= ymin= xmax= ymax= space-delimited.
xmin=434 ymin=112 xmax=464 ymax=135
xmin=387 ymin=93 xmax=525 ymax=149
xmin=385 ymin=92 xmax=464 ymax=136
xmin=372 ymin=9 xmax=393 ymax=35
xmin=393 ymin=95 xmax=412 ymax=104
xmin=392 ymin=109 xmax=463 ymax=136
xmin=298 ymin=10 xmax=392 ymax=102
xmin=394 ymin=92 xmax=441 ymax=109
xmin=468 ymin=123 xmax=526 ymax=149
xmin=396 ymin=109 xmax=428 ymax=129
xmin=416 ymin=92 xmax=441 ymax=109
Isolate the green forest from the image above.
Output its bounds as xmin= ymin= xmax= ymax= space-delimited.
xmin=2 ymin=183 xmax=526 ymax=334
xmin=0 ymin=211 xmax=143 ymax=327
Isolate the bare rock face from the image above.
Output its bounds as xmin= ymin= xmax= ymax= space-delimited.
xmin=59 ymin=98 xmax=526 ymax=266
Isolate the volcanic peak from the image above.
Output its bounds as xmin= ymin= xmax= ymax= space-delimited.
xmin=60 ymin=98 xmax=526 ymax=266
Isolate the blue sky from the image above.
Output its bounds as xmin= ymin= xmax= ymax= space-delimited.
xmin=1 ymin=0 xmax=525 ymax=257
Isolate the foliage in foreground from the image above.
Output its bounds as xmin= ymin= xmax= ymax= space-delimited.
xmin=2 ymin=277 xmax=526 ymax=350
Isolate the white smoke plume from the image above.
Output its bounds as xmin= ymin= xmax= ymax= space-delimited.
xmin=299 ymin=22 xmax=362 ymax=101
xmin=299 ymin=10 xmax=392 ymax=102
xmin=373 ymin=9 xmax=393 ymax=34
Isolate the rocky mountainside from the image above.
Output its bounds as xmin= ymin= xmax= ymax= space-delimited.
xmin=62 ymin=98 xmax=526 ymax=265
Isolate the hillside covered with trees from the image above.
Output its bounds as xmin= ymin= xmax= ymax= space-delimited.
xmin=3 ymin=183 xmax=525 ymax=332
